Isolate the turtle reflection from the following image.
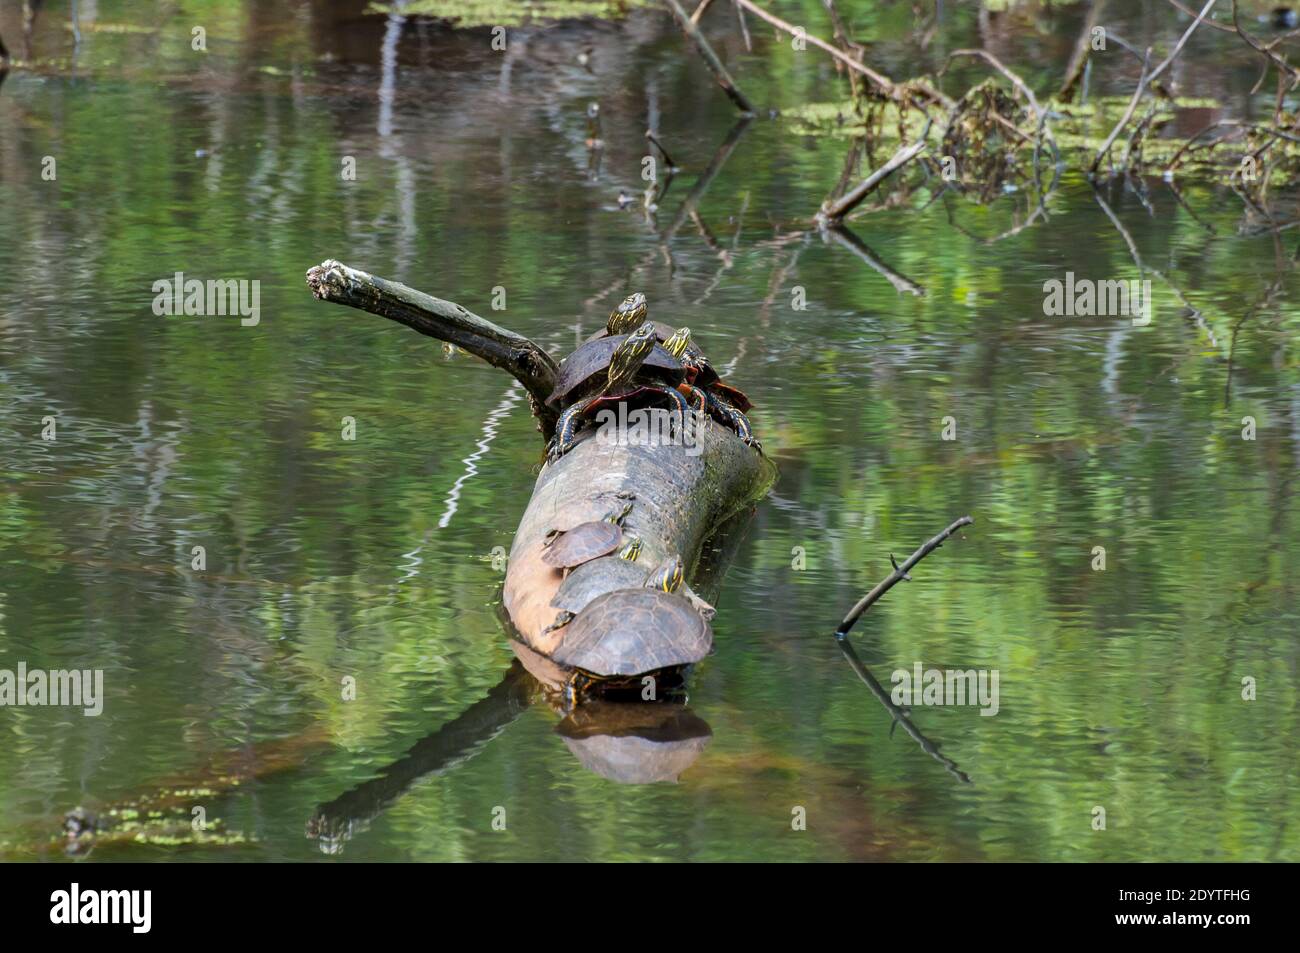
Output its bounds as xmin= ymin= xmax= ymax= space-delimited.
xmin=556 ymin=701 xmax=711 ymax=785
xmin=306 ymin=510 xmax=758 ymax=853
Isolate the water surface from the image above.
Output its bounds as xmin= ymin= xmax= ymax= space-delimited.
xmin=0 ymin=0 xmax=1297 ymax=861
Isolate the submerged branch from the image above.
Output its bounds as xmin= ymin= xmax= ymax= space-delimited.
xmin=733 ymin=0 xmax=953 ymax=109
xmin=305 ymin=260 xmax=560 ymax=435
xmin=816 ymin=118 xmax=933 ymax=225
xmin=664 ymin=0 xmax=755 ymax=114
xmin=1092 ymin=0 xmax=1218 ymax=174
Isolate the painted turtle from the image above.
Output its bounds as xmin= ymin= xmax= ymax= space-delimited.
xmin=542 ymin=552 xmax=669 ymax=635
xmin=548 ymin=325 xmax=684 ymax=409
xmin=662 ymin=327 xmax=692 ymax=359
xmin=588 ymin=320 xmax=754 ymax=444
xmin=587 ymin=320 xmax=720 ymax=388
xmin=606 ymin=292 xmax=648 ymax=336
xmin=553 ymin=587 xmax=714 ymax=703
xmin=541 ymin=502 xmax=631 ymax=570
xmin=550 ymin=554 xmax=714 ymax=620
xmin=644 ymin=553 xmax=685 ymax=592
xmin=547 ymin=325 xmax=690 ymax=461
xmin=577 ymin=308 xmax=757 ymax=451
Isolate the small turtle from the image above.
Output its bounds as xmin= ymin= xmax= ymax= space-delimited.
xmin=554 ymin=587 xmax=714 ymax=705
xmin=550 ymin=553 xmax=716 ymax=622
xmin=587 ymin=320 xmax=715 ymax=380
xmin=606 ymin=293 xmax=648 ymax=335
xmin=644 ymin=554 xmax=685 ymax=593
xmin=548 ymin=325 xmax=690 ymax=461
xmin=618 ymin=536 xmax=643 ymax=561
xmin=574 ymin=316 xmax=756 ymax=449
xmin=548 ymin=326 xmax=684 ymax=410
xmin=541 ymin=502 xmax=632 ymax=570
xmin=543 ymin=554 xmax=680 ymax=637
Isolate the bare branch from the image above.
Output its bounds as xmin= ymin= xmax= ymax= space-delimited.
xmin=664 ymin=0 xmax=755 ymax=114
xmin=733 ymin=0 xmax=954 ymax=109
xmin=816 ymin=118 xmax=933 ymax=224
xmin=305 ymin=260 xmax=560 ymax=435
xmin=835 ymin=516 xmax=974 ymax=638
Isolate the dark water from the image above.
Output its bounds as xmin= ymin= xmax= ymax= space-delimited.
xmin=0 ymin=1 xmax=1297 ymax=861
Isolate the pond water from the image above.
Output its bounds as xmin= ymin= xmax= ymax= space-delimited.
xmin=0 ymin=0 xmax=1296 ymax=861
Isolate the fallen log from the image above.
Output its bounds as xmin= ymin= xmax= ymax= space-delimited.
xmin=503 ymin=415 xmax=774 ymax=685
xmin=306 ymin=261 xmax=777 ymax=691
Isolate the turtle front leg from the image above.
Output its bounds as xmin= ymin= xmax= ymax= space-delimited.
xmin=658 ymin=385 xmax=691 ymax=441
xmin=726 ymin=405 xmax=763 ymax=452
xmin=548 ymin=399 xmax=591 ymax=462
xmin=703 ymin=392 xmax=761 ymax=453
xmin=679 ymin=383 xmax=708 ymax=417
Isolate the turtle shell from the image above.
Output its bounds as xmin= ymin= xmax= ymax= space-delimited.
xmin=548 ymin=336 xmax=684 ymax=408
xmin=584 ymin=383 xmax=680 ymax=415
xmin=552 ymin=588 xmax=713 ymax=677
xmin=709 ymin=380 xmax=752 ymax=413
xmin=551 ymin=558 xmax=645 ymax=614
xmin=541 ymin=520 xmax=623 ymax=569
xmin=552 ymin=556 xmax=718 ymax=620
xmin=587 ymin=322 xmax=716 ymax=380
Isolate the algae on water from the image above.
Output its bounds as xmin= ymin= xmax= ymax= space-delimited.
xmin=369 ymin=0 xmax=650 ymax=27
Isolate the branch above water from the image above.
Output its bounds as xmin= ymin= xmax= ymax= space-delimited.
xmin=305 ymin=259 xmax=560 ymax=435
xmin=836 ymin=515 xmax=974 ymax=638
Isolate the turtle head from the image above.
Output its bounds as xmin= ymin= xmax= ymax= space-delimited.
xmin=607 ymin=323 xmax=656 ymax=390
xmin=663 ymin=327 xmax=691 ymax=359
xmin=602 ymin=501 xmax=633 ymax=525
xmin=606 ymin=293 xmax=648 ymax=335
xmin=644 ymin=555 xmax=685 ymax=594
